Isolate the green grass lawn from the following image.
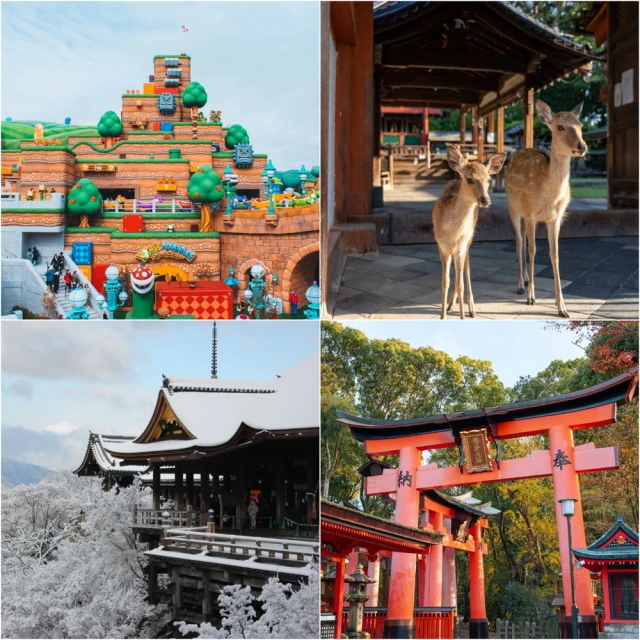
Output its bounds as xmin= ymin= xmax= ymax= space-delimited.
xmin=571 ymin=186 xmax=607 ymax=199
xmin=1 ymin=121 xmax=99 ymax=150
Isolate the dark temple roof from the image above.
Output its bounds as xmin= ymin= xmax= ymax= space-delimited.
xmin=573 ymin=516 xmax=639 ymax=562
xmin=339 ymin=368 xmax=637 ymax=441
xmin=373 ymin=1 xmax=600 ymax=115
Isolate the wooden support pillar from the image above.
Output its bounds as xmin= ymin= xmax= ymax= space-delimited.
xmin=201 ymin=469 xmax=210 ymax=525
xmin=495 ymin=107 xmax=505 ymax=191
xmin=477 ymin=116 xmax=485 ymax=162
xmin=276 ymin=455 xmax=286 ymax=526
xmin=148 ymin=561 xmax=158 ymax=605
xmin=202 ymin=570 xmax=212 ymax=621
xmin=418 ymin=553 xmax=430 ymax=607
xmin=459 ymin=109 xmax=467 ymax=146
xmin=469 ymin=522 xmax=488 ymax=639
xmin=365 ymin=555 xmax=381 ymax=606
xmin=186 ymin=472 xmax=194 ymax=510
xmin=172 ymin=566 xmax=182 ymax=619
xmin=442 ymin=519 xmax=457 ymax=609
xmin=524 ymin=88 xmax=535 ymax=149
xmin=373 ymin=45 xmax=382 ymax=189
xmin=422 ymin=106 xmax=430 ymax=147
xmin=427 ymin=511 xmax=444 ymax=607
xmin=175 ymin=466 xmax=184 ymax=511
xmin=487 ymin=111 xmax=495 ymax=141
xmin=152 ymin=465 xmax=161 ymax=511
xmin=307 ymin=447 xmax=319 ymax=524
xmin=471 ymin=107 xmax=479 ymax=152
xmin=235 ymin=462 xmax=247 ymax=528
xmin=333 ymin=556 xmax=347 ymax=639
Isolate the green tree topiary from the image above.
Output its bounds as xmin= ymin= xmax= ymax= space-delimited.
xmin=187 ymin=165 xmax=224 ymax=232
xmin=67 ymin=178 xmax=103 ymax=228
xmin=96 ymin=111 xmax=123 ymax=148
xmin=182 ymin=82 xmax=208 ymax=109
xmin=224 ymin=124 xmax=250 ymax=150
xmin=310 ymin=165 xmax=320 ymax=178
xmin=280 ymin=169 xmax=302 ymax=191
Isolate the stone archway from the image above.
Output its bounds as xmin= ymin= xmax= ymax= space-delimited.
xmin=282 ymin=242 xmax=319 ymax=314
xmin=235 ymin=257 xmax=272 ymax=305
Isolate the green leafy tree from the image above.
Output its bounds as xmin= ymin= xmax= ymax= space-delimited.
xmin=96 ymin=111 xmax=123 ymax=148
xmin=310 ymin=165 xmax=320 ymax=178
xmin=182 ymin=82 xmax=208 ymax=110
xmin=186 ymin=165 xmax=224 ymax=233
xmin=67 ymin=178 xmax=103 ymax=228
xmin=280 ymin=170 xmax=302 ymax=191
xmin=224 ymin=124 xmax=250 ymax=150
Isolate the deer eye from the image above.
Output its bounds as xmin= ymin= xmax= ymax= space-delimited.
xmin=557 ymin=125 xmax=565 ymax=131
xmin=466 ymin=178 xmax=473 ymax=184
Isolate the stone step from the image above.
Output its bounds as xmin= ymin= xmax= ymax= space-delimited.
xmin=599 ymin=633 xmax=639 ymax=639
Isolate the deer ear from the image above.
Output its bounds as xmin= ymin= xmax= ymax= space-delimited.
xmin=485 ymin=153 xmax=506 ymax=175
xmin=571 ymin=102 xmax=584 ymax=118
xmin=446 ymin=145 xmax=466 ymax=173
xmin=535 ymin=100 xmax=554 ymax=125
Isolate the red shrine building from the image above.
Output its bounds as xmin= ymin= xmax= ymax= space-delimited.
xmin=322 ymin=368 xmax=638 ymax=639
xmin=573 ymin=516 xmax=639 ymax=638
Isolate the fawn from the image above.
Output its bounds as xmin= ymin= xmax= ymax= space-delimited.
xmin=433 ymin=145 xmax=506 ymax=320
xmin=504 ymin=100 xmax=588 ymax=317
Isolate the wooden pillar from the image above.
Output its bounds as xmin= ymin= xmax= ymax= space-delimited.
xmin=185 ymin=472 xmax=194 ymax=510
xmin=201 ymin=469 xmax=210 ymax=525
xmin=459 ymin=109 xmax=466 ymax=146
xmin=148 ymin=561 xmax=158 ymax=605
xmin=495 ymin=107 xmax=506 ymax=191
xmin=333 ymin=556 xmax=347 ymax=639
xmin=175 ymin=466 xmax=184 ymax=511
xmin=276 ymin=454 xmax=286 ymax=526
xmin=422 ymin=106 xmax=430 ymax=146
xmin=202 ymin=570 xmax=212 ymax=621
xmin=365 ymin=555 xmax=381 ymax=606
xmin=471 ymin=107 xmax=479 ymax=152
xmin=524 ymin=88 xmax=535 ymax=148
xmin=372 ymin=45 xmax=382 ymax=188
xmin=307 ymin=447 xmax=318 ymax=524
xmin=469 ymin=522 xmax=488 ymax=639
xmin=172 ymin=566 xmax=182 ymax=619
xmin=427 ymin=511 xmax=444 ymax=607
xmin=386 ymin=446 xmax=421 ymax=638
xmin=477 ymin=116 xmax=485 ymax=162
xmin=235 ymin=462 xmax=247 ymax=528
xmin=442 ymin=519 xmax=457 ymax=609
xmin=418 ymin=553 xmax=430 ymax=607
xmin=152 ymin=465 xmax=161 ymax=511
xmin=487 ymin=111 xmax=495 ymax=142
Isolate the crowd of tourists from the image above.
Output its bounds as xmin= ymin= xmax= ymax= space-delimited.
xmin=44 ymin=253 xmax=82 ymax=295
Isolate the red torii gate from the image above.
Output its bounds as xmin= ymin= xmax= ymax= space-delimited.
xmin=338 ymin=369 xmax=638 ymax=639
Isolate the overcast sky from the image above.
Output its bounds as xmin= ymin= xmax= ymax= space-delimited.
xmin=1 ymin=321 xmax=319 ymax=472
xmin=1 ymin=1 xmax=319 ymax=170
xmin=338 ymin=320 xmax=585 ymax=387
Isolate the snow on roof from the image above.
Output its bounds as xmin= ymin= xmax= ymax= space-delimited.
xmin=73 ymin=433 xmax=149 ymax=475
xmin=106 ymin=353 xmax=319 ymax=457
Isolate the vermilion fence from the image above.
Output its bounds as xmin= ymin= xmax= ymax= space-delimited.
xmin=336 ymin=607 xmax=455 ymax=639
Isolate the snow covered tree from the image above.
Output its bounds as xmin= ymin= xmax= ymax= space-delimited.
xmin=1 ymin=473 xmax=167 ymax=639
xmin=176 ymin=566 xmax=319 ymax=639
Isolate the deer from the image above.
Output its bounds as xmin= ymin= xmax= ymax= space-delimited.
xmin=433 ymin=145 xmax=506 ymax=320
xmin=504 ymin=100 xmax=588 ymax=317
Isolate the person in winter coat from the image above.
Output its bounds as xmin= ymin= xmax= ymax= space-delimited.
xmin=63 ymin=270 xmax=73 ymax=293
xmin=45 ymin=266 xmax=55 ymax=291
xmin=247 ymin=499 xmax=259 ymax=529
xmin=32 ymin=246 xmax=40 ymax=265
xmin=53 ymin=271 xmax=60 ymax=294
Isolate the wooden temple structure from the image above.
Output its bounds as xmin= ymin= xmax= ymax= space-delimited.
xmin=322 ymin=0 xmax=604 ymax=312
xmin=573 ymin=516 xmax=639 ymax=637
xmin=335 ymin=368 xmax=638 ymax=639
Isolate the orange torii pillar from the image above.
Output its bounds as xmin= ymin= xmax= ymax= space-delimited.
xmin=427 ymin=511 xmax=444 ymax=607
xmin=469 ymin=521 xmax=488 ymax=638
xmin=333 ymin=556 xmax=347 ymax=639
xmin=549 ymin=422 xmax=597 ymax=638
xmin=385 ymin=446 xmax=421 ymax=638
xmin=442 ymin=520 xmax=457 ymax=609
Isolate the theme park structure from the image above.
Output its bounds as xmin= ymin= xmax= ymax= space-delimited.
xmin=1 ymin=54 xmax=319 ymax=318
xmin=326 ymin=368 xmax=638 ymax=639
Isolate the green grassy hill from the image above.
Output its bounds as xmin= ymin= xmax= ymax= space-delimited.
xmin=1 ymin=121 xmax=100 ymax=151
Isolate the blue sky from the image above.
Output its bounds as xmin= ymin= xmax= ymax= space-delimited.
xmin=1 ymin=1 xmax=319 ymax=170
xmin=1 ymin=321 xmax=319 ymax=471
xmin=338 ymin=320 xmax=585 ymax=386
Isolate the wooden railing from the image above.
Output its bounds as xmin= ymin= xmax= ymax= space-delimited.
xmin=102 ymin=198 xmax=200 ymax=214
xmin=339 ymin=607 xmax=455 ymax=639
xmin=133 ymin=509 xmax=205 ymax=528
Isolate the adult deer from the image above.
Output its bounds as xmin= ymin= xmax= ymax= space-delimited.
xmin=433 ymin=145 xmax=506 ymax=320
xmin=504 ymin=100 xmax=588 ymax=317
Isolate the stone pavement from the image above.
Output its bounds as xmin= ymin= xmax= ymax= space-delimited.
xmin=329 ymin=237 xmax=638 ymax=320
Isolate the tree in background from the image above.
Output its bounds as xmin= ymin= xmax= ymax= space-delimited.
xmin=182 ymin=82 xmax=208 ymax=139
xmin=187 ymin=165 xmax=224 ymax=232
xmin=97 ymin=110 xmax=123 ymax=148
xmin=67 ymin=178 xmax=103 ymax=228
xmin=224 ymin=124 xmax=250 ymax=150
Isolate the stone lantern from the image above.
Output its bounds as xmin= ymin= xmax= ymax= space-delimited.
xmin=344 ymin=563 xmax=375 ymax=639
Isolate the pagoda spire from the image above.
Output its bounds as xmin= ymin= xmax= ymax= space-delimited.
xmin=211 ymin=321 xmax=218 ymax=379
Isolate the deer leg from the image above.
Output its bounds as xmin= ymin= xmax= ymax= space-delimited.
xmin=515 ymin=217 xmax=526 ymax=294
xmin=525 ymin=218 xmax=537 ymax=305
xmin=440 ymin=249 xmax=452 ymax=320
xmin=547 ymin=218 xmax=569 ymax=318
xmin=522 ymin=220 xmax=529 ymax=287
xmin=464 ymin=253 xmax=475 ymax=317
xmin=454 ymin=253 xmax=466 ymax=320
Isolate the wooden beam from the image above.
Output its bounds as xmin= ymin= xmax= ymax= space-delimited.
xmin=496 ymin=107 xmax=505 ymax=153
xmin=524 ymin=87 xmax=535 ymax=148
xmin=383 ymin=88 xmax=481 ymax=105
xmin=383 ymin=69 xmax=500 ymax=92
xmin=382 ymin=50 xmax=528 ymax=74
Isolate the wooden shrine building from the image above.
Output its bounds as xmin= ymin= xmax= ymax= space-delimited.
xmin=322 ymin=0 xmax=616 ymax=313
xmin=573 ymin=516 xmax=639 ymax=637
xmin=336 ymin=368 xmax=637 ymax=639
